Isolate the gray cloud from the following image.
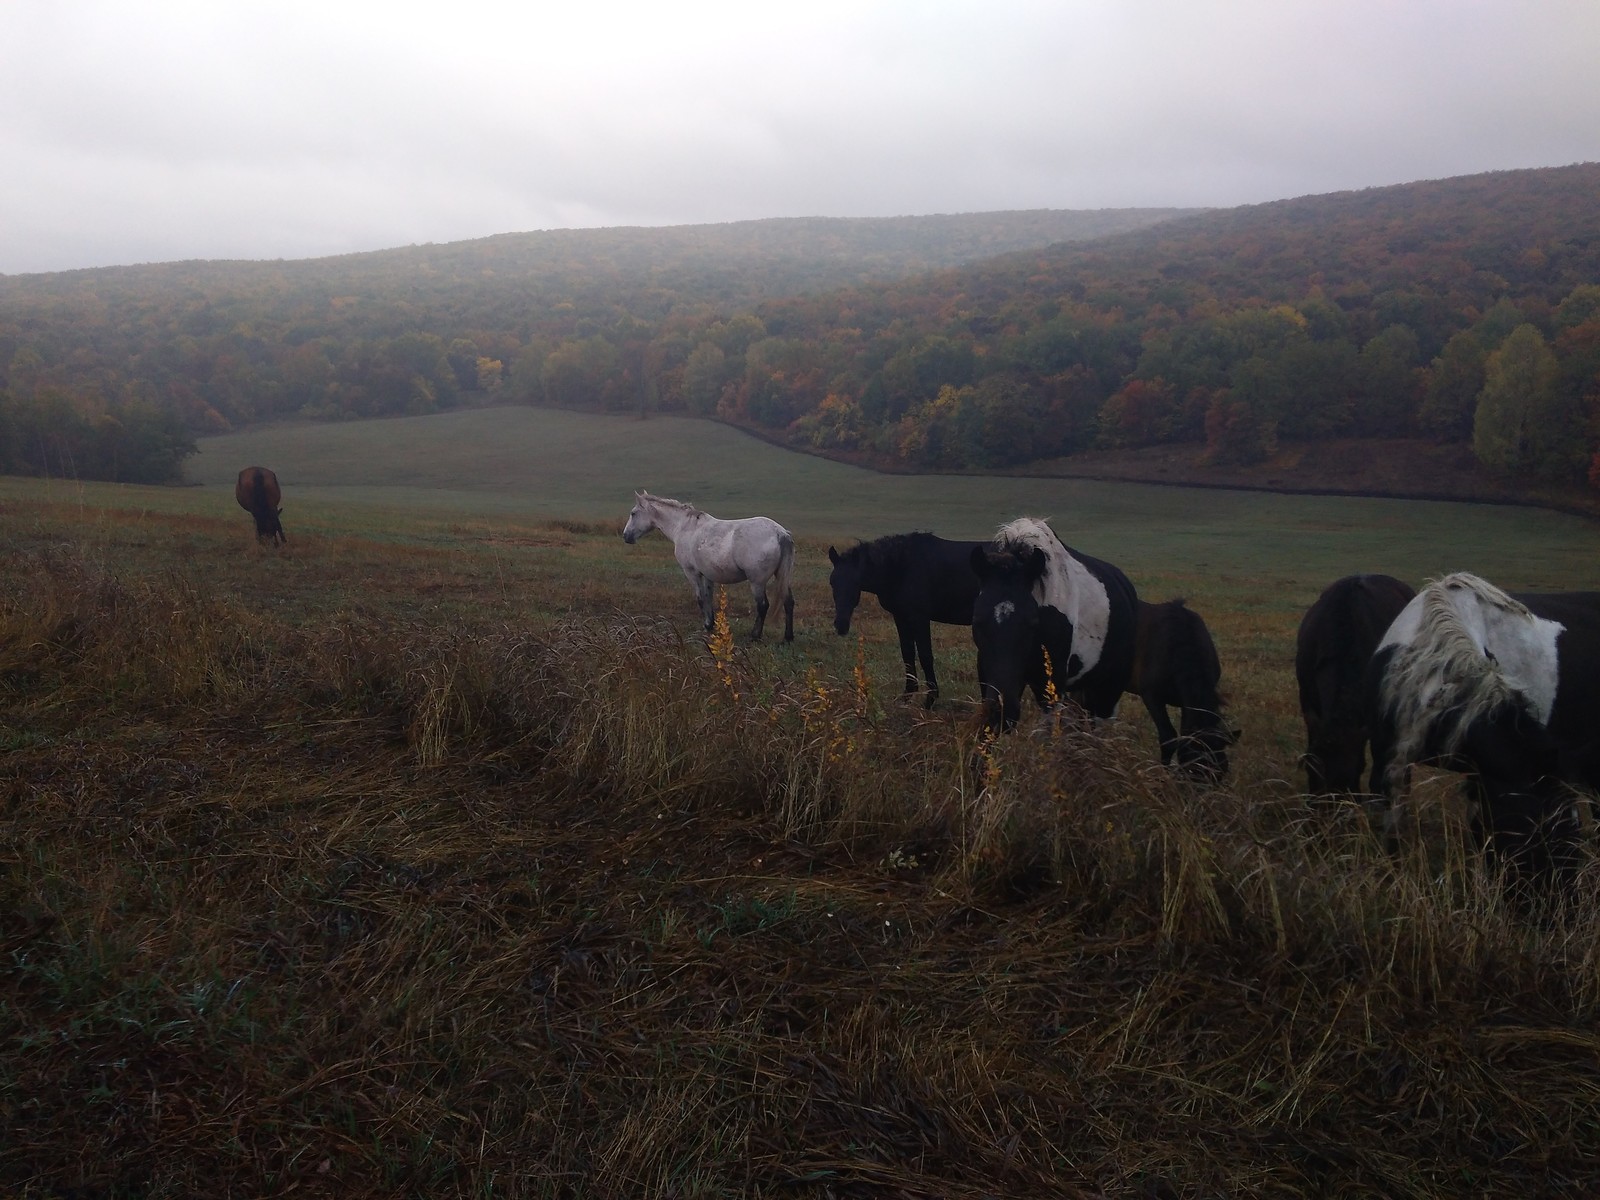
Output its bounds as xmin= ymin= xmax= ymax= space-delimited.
xmin=4 ymin=0 xmax=1599 ymax=273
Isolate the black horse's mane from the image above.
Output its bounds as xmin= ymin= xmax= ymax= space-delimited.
xmin=844 ymin=531 xmax=941 ymax=573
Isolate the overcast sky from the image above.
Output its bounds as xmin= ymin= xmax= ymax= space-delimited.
xmin=4 ymin=0 xmax=1598 ymax=276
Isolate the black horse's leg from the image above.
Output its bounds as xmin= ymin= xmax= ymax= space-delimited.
xmin=782 ymin=589 xmax=794 ymax=642
xmin=913 ymin=618 xmax=940 ymax=708
xmin=1142 ymin=694 xmax=1180 ymax=764
xmin=894 ymin=617 xmax=919 ymax=697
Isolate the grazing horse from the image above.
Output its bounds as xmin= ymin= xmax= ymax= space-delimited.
xmin=1130 ymin=598 xmax=1238 ymax=780
xmin=622 ymin=491 xmax=795 ymax=641
xmin=1295 ymin=573 xmax=1416 ymax=793
xmin=828 ymin=533 xmax=985 ymax=708
xmin=1367 ymin=572 xmax=1600 ymax=890
xmin=969 ymin=517 xmax=1138 ymax=732
xmin=235 ymin=466 xmax=285 ymax=545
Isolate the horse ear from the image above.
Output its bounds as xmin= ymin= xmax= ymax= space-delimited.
xmin=828 ymin=546 xmax=839 ymax=564
xmin=1229 ymin=727 xmax=1244 ymax=745
xmin=969 ymin=545 xmax=991 ymax=579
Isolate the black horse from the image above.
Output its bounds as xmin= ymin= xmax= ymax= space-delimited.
xmin=828 ymin=533 xmax=985 ymax=708
xmin=1295 ymin=573 xmax=1415 ymax=793
xmin=1131 ymin=598 xmax=1238 ymax=780
xmin=969 ymin=518 xmax=1139 ymax=732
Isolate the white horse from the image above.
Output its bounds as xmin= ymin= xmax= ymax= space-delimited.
xmin=622 ymin=491 xmax=796 ymax=641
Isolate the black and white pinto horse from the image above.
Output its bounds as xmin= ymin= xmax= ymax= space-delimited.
xmin=1295 ymin=573 xmax=1416 ymax=794
xmin=828 ymin=533 xmax=985 ymax=707
xmin=1130 ymin=598 xmax=1238 ymax=780
xmin=1367 ymin=572 xmax=1600 ymax=887
xmin=969 ymin=517 xmax=1139 ymax=732
xmin=622 ymin=491 xmax=796 ymax=641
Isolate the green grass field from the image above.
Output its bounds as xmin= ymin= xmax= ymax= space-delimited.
xmin=184 ymin=405 xmax=1600 ymax=590
xmin=6 ymin=407 xmax=1600 ymax=1197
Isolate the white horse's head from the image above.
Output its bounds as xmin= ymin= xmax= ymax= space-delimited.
xmin=622 ymin=491 xmax=656 ymax=544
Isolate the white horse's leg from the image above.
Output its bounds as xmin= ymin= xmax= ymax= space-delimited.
xmin=682 ymin=566 xmax=715 ymax=631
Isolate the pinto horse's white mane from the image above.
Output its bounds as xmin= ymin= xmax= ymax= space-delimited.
xmin=996 ymin=517 xmax=1076 ymax=612
xmin=1377 ymin=572 xmax=1546 ymax=788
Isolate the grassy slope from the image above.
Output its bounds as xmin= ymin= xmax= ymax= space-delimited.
xmin=5 ymin=413 xmax=1600 ymax=1196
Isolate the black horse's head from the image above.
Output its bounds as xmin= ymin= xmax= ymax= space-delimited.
xmin=1175 ymin=710 xmax=1241 ymax=782
xmin=1461 ymin=705 xmax=1579 ymax=898
xmin=970 ymin=543 xmax=1048 ymax=732
xmin=1301 ymin=716 xmax=1367 ymax=795
xmin=827 ymin=544 xmax=865 ymax=637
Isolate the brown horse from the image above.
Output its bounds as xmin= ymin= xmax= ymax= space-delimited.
xmin=1129 ymin=598 xmax=1238 ymax=780
xmin=235 ymin=466 xmax=285 ymax=545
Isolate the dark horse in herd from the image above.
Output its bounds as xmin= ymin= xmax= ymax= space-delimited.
xmin=1364 ymin=573 xmax=1600 ymax=889
xmin=235 ymin=466 xmax=286 ymax=546
xmin=968 ymin=517 xmax=1140 ymax=732
xmin=830 ymin=520 xmax=1236 ymax=779
xmin=828 ymin=533 xmax=984 ymax=708
xmin=1295 ymin=569 xmax=1600 ymax=892
xmin=1295 ymin=574 xmax=1416 ymax=793
xmin=1131 ymin=598 xmax=1238 ymax=781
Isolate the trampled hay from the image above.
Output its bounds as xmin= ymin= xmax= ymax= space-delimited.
xmin=4 ymin=521 xmax=1600 ymax=1197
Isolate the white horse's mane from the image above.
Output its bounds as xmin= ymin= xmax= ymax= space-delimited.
xmin=1379 ymin=572 xmax=1532 ymax=787
xmin=638 ymin=491 xmax=705 ymax=519
xmin=995 ymin=517 xmax=1073 ymax=610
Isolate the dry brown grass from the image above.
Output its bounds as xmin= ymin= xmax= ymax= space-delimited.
xmin=4 ymin=503 xmax=1600 ymax=1198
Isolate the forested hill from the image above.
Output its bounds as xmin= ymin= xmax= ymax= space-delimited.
xmin=5 ymin=166 xmax=1600 ymax=503
xmin=0 ymin=207 xmax=1193 ymax=482
xmin=725 ymin=163 xmax=1600 ymax=498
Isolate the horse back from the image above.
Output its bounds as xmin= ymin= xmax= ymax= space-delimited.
xmin=865 ymin=534 xmax=985 ymax=625
xmin=235 ymin=466 xmax=281 ymax=514
xmin=699 ymin=515 xmax=792 ymax=585
xmin=1134 ymin=599 xmax=1221 ymax=710
xmin=909 ymin=536 xmax=987 ymax=624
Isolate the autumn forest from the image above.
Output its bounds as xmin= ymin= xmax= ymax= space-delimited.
xmin=2 ymin=164 xmax=1599 ymax=493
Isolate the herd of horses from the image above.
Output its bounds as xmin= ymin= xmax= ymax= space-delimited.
xmin=621 ymin=490 xmax=1238 ymax=778
xmin=241 ymin=476 xmax=1600 ymax=894
xmin=616 ymin=490 xmax=1600 ymax=896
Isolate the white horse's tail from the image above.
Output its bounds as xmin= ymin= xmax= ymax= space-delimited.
xmin=1379 ymin=574 xmax=1524 ymax=791
xmin=775 ymin=527 xmax=796 ymax=639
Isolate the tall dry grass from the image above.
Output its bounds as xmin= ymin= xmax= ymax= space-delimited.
xmin=4 ymin=544 xmax=1600 ymax=1197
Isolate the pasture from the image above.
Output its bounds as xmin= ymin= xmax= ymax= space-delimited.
xmin=5 ymin=406 xmax=1600 ymax=1197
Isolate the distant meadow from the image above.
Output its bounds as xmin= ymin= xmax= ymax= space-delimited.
xmin=180 ymin=406 xmax=1600 ymax=591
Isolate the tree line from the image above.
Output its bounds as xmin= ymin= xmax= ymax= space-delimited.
xmin=3 ymin=166 xmax=1599 ymax=488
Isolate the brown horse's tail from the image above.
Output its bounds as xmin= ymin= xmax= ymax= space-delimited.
xmin=775 ymin=528 xmax=796 ymax=640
